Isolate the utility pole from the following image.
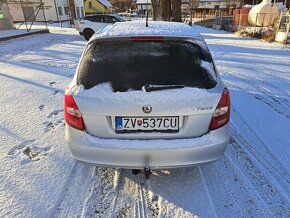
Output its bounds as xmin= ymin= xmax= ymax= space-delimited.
xmin=53 ymin=0 xmax=62 ymax=27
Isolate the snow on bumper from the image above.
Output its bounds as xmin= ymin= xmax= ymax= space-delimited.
xmin=66 ymin=125 xmax=230 ymax=169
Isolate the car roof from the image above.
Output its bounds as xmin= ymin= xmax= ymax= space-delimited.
xmin=92 ymin=21 xmax=203 ymax=40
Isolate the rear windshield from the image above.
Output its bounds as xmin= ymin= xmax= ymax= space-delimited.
xmin=77 ymin=40 xmax=217 ymax=92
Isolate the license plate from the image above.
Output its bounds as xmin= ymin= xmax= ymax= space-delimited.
xmin=115 ymin=116 xmax=179 ymax=132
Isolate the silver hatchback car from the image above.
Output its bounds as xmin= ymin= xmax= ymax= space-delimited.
xmin=65 ymin=21 xmax=230 ymax=169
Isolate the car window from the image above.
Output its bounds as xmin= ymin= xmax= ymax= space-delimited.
xmin=85 ymin=15 xmax=102 ymax=22
xmin=103 ymin=16 xmax=114 ymax=23
xmin=91 ymin=16 xmax=102 ymax=22
xmin=78 ymin=40 xmax=217 ymax=92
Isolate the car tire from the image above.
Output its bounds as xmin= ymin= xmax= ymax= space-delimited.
xmin=83 ymin=29 xmax=94 ymax=41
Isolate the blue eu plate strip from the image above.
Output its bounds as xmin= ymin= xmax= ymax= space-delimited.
xmin=115 ymin=117 xmax=123 ymax=129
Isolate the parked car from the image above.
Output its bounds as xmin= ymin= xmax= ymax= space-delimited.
xmin=78 ymin=14 xmax=127 ymax=40
xmin=65 ymin=21 xmax=230 ymax=170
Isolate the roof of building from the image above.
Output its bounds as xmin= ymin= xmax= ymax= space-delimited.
xmin=94 ymin=21 xmax=202 ymax=39
xmin=98 ymin=0 xmax=112 ymax=8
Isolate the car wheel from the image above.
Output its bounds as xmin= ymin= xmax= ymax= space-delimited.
xmin=83 ymin=29 xmax=94 ymax=41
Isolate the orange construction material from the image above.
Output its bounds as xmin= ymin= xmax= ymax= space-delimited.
xmin=233 ymin=8 xmax=251 ymax=26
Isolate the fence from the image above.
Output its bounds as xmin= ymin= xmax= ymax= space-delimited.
xmin=214 ymin=13 xmax=281 ymax=31
xmin=213 ymin=13 xmax=289 ymax=43
xmin=6 ymin=0 xmax=48 ymax=32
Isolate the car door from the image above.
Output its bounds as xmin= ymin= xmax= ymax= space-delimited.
xmin=102 ymin=16 xmax=116 ymax=26
xmin=90 ymin=15 xmax=107 ymax=32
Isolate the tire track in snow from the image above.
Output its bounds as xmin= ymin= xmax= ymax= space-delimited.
xmin=225 ymin=70 xmax=290 ymax=107
xmin=198 ymin=167 xmax=218 ymax=218
xmin=225 ymin=135 xmax=290 ymax=217
xmin=51 ymin=162 xmax=96 ymax=217
xmin=143 ymin=179 xmax=163 ymax=217
xmin=81 ymin=168 xmax=129 ymax=217
xmin=199 ymin=157 xmax=267 ymax=217
xmin=141 ymin=168 xmax=217 ymax=218
xmin=224 ymin=78 xmax=290 ymax=120
xmin=225 ymin=70 xmax=290 ymax=101
xmin=80 ymin=168 xmax=142 ymax=217
xmin=110 ymin=169 xmax=127 ymax=217
xmin=111 ymin=171 xmax=150 ymax=218
xmin=137 ymin=174 xmax=149 ymax=218
xmin=2 ymin=59 xmax=75 ymax=78
xmin=262 ymin=65 xmax=290 ymax=84
xmin=230 ymin=110 xmax=290 ymax=200
xmin=0 ymin=33 xmax=83 ymax=79
xmin=231 ymin=106 xmax=290 ymax=181
xmin=227 ymin=109 xmax=290 ymax=217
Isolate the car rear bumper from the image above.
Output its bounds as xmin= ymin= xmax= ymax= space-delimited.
xmin=66 ymin=125 xmax=230 ymax=169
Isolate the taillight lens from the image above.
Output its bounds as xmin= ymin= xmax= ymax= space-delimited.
xmin=209 ymin=88 xmax=230 ymax=130
xmin=64 ymin=94 xmax=85 ymax=131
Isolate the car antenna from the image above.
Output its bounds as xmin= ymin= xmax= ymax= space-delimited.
xmin=146 ymin=9 xmax=149 ymax=27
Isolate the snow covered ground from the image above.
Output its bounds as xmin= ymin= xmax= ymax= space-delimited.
xmin=0 ymin=29 xmax=44 ymax=38
xmin=0 ymin=25 xmax=289 ymax=217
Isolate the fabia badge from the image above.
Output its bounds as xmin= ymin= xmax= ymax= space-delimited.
xmin=142 ymin=105 xmax=152 ymax=114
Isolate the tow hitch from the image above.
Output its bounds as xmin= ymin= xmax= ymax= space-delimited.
xmin=144 ymin=167 xmax=152 ymax=179
xmin=131 ymin=167 xmax=152 ymax=179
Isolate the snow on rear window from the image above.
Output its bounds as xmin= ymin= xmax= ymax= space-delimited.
xmin=201 ymin=60 xmax=216 ymax=78
xmin=77 ymin=40 xmax=217 ymax=92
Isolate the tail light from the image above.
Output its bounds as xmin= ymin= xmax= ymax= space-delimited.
xmin=64 ymin=94 xmax=85 ymax=131
xmin=209 ymin=88 xmax=230 ymax=130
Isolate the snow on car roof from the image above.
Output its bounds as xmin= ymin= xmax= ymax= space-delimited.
xmin=94 ymin=21 xmax=203 ymax=39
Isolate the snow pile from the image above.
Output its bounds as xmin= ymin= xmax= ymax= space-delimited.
xmin=201 ymin=60 xmax=216 ymax=78
xmin=86 ymin=132 xmax=210 ymax=149
xmin=72 ymin=83 xmax=220 ymax=113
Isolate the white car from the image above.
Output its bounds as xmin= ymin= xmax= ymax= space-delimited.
xmin=65 ymin=21 xmax=230 ymax=170
xmin=78 ymin=14 xmax=127 ymax=40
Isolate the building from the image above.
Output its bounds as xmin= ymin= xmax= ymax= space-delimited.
xmin=244 ymin=0 xmax=289 ymax=8
xmin=0 ymin=2 xmax=14 ymax=29
xmin=84 ymin=0 xmax=113 ymax=14
xmin=198 ymin=0 xmax=241 ymax=10
xmin=8 ymin=0 xmax=84 ymax=22
xmin=136 ymin=0 xmax=151 ymax=14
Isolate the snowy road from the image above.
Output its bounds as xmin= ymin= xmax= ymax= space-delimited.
xmin=0 ymin=26 xmax=289 ymax=217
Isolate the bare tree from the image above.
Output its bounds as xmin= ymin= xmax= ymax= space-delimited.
xmin=110 ymin=0 xmax=133 ymax=12
xmin=152 ymin=0 xmax=158 ymax=20
xmin=171 ymin=0 xmax=181 ymax=22
xmin=160 ymin=0 xmax=172 ymax=21
xmin=151 ymin=0 xmax=161 ymax=20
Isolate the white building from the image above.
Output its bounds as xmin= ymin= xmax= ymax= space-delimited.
xmin=136 ymin=0 xmax=152 ymax=12
xmin=9 ymin=0 xmax=84 ymax=23
xmin=198 ymin=0 xmax=241 ymax=9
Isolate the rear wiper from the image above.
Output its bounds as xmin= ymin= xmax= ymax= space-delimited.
xmin=143 ymin=84 xmax=185 ymax=92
